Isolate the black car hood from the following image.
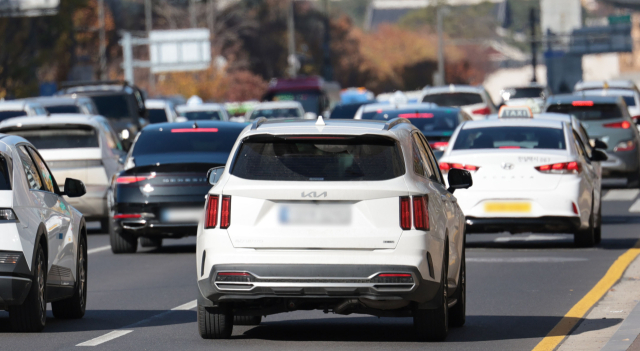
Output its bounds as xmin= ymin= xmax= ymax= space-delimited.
xmin=132 ymin=152 xmax=230 ymax=167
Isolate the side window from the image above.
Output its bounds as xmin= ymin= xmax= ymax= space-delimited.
xmin=578 ymin=125 xmax=593 ymax=158
xmin=411 ymin=133 xmax=435 ymax=179
xmin=418 ymin=134 xmax=445 ymax=184
xmin=411 ymin=136 xmax=426 ymax=177
xmin=572 ymin=132 xmax=590 ymax=164
xmin=16 ymin=146 xmax=43 ymax=191
xmin=102 ymin=121 xmax=123 ymax=151
xmin=27 ymin=148 xmax=55 ymax=192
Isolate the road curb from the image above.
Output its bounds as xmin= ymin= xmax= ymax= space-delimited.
xmin=601 ymin=301 xmax=640 ymax=351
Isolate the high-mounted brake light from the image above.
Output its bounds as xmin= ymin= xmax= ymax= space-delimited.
xmin=572 ymin=101 xmax=594 ymax=107
xmin=171 ymin=128 xmax=219 ymax=133
xmin=535 ymin=162 xmax=580 ymax=174
xmin=205 ymin=195 xmax=219 ymax=229
xmin=398 ymin=113 xmax=434 ymax=118
xmin=413 ymin=195 xmax=430 ymax=231
xmin=499 ymin=146 xmax=521 ymax=149
xmin=399 ymin=197 xmax=411 ymax=230
xmin=604 ymin=121 xmax=631 ymax=129
xmin=472 ymin=106 xmax=492 ymax=115
xmin=439 ymin=162 xmax=479 ymax=173
xmin=220 ymin=196 xmax=231 ymax=229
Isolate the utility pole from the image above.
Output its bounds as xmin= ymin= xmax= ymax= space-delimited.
xmin=530 ymin=8 xmax=537 ymax=83
xmin=287 ymin=0 xmax=297 ymax=77
xmin=122 ymin=32 xmax=134 ymax=85
xmin=189 ymin=0 xmax=197 ymax=28
xmin=321 ymin=0 xmax=333 ymax=81
xmin=145 ymin=0 xmax=154 ymax=94
xmin=98 ymin=0 xmax=107 ymax=80
xmin=436 ymin=6 xmax=445 ymax=86
xmin=207 ymin=0 xmax=216 ymax=41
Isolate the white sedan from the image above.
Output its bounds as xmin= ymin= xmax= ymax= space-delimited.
xmin=438 ymin=115 xmax=607 ymax=247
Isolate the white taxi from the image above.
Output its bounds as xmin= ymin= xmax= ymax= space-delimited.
xmin=438 ymin=106 xmax=608 ymax=247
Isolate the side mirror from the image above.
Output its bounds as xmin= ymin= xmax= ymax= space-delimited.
xmin=304 ymin=112 xmax=317 ymax=120
xmin=593 ymin=139 xmax=608 ymax=150
xmin=63 ymin=178 xmax=86 ymax=198
xmin=447 ymin=168 xmax=473 ymax=194
xmin=591 ymin=149 xmax=608 ymax=162
xmin=207 ymin=166 xmax=225 ymax=185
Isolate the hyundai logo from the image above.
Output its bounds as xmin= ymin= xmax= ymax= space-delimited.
xmin=501 ymin=163 xmax=515 ymax=170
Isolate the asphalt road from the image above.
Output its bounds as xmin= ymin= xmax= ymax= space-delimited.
xmin=1 ymin=190 xmax=640 ymax=350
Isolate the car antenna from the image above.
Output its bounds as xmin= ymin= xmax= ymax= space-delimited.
xmin=193 ymin=121 xmax=198 ymax=129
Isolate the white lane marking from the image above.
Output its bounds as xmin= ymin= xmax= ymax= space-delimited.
xmin=87 ymin=245 xmax=111 ymax=255
xmin=603 ymin=189 xmax=639 ymax=201
xmin=467 ymin=257 xmax=588 ymax=263
xmin=494 ymin=234 xmax=569 ymax=242
xmin=76 ymin=330 xmax=133 ymax=346
xmin=171 ymin=299 xmax=197 ymax=311
xmin=629 ymin=199 xmax=640 ymax=212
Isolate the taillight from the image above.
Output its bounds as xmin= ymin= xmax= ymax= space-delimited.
xmin=603 ymin=121 xmax=631 ymax=129
xmin=614 ymin=140 xmax=636 ymax=152
xmin=220 ymin=195 xmax=231 ymax=229
xmin=205 ymin=195 xmax=219 ymax=229
xmin=413 ymin=195 xmax=430 ymax=231
xmin=572 ymin=101 xmax=594 ymax=107
xmin=400 ymin=197 xmax=411 ymax=230
xmin=116 ymin=176 xmax=148 ymax=184
xmin=535 ymin=161 xmax=580 ymax=174
xmin=572 ymin=203 xmax=579 ymax=215
xmin=472 ymin=106 xmax=491 ymax=115
xmin=439 ymin=163 xmax=479 ymax=173
xmin=430 ymin=141 xmax=449 ymax=151
xmin=439 ymin=162 xmax=450 ymax=172
xmin=113 ymin=213 xmax=142 ymax=219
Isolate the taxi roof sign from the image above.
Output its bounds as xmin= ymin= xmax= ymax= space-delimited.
xmin=498 ymin=105 xmax=533 ymax=119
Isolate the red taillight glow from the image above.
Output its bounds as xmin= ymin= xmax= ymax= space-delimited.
xmin=113 ymin=213 xmax=142 ymax=219
xmin=220 ymin=195 xmax=231 ymax=229
xmin=430 ymin=141 xmax=449 ymax=150
xmin=171 ymin=128 xmax=219 ymax=133
xmin=572 ymin=101 xmax=594 ymax=107
xmin=472 ymin=106 xmax=492 ymax=115
xmin=535 ymin=162 xmax=580 ymax=174
xmin=603 ymin=121 xmax=631 ymax=129
xmin=412 ymin=195 xmax=430 ymax=231
xmin=116 ymin=176 xmax=147 ymax=184
xmin=572 ymin=203 xmax=579 ymax=215
xmin=205 ymin=195 xmax=219 ymax=229
xmin=378 ymin=273 xmax=412 ymax=277
xmin=439 ymin=162 xmax=450 ymax=172
xmin=399 ymin=113 xmax=434 ymax=118
xmin=439 ymin=163 xmax=480 ymax=172
xmin=400 ymin=197 xmax=411 ymax=230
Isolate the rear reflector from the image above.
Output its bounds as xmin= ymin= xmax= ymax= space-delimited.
xmin=371 ymin=273 xmax=414 ymax=284
xmin=205 ymin=195 xmax=219 ymax=229
xmin=572 ymin=203 xmax=579 ymax=215
xmin=215 ymin=272 xmax=254 ymax=282
xmin=572 ymin=101 xmax=594 ymax=107
xmin=220 ymin=195 xmax=231 ymax=229
xmin=114 ymin=214 xmax=142 ymax=219
xmin=400 ymin=197 xmax=411 ymax=230
xmin=603 ymin=121 xmax=631 ymax=129
xmin=413 ymin=195 xmax=430 ymax=231
xmin=171 ymin=128 xmax=219 ymax=133
xmin=377 ymin=273 xmax=412 ymax=277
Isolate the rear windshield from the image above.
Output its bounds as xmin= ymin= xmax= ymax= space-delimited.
xmin=148 ymin=109 xmax=168 ymax=124
xmin=504 ymin=87 xmax=544 ymax=99
xmin=91 ymin=94 xmax=134 ymax=119
xmin=422 ymin=93 xmax=483 ymax=106
xmin=453 ymin=126 xmax=566 ymax=150
xmin=132 ymin=128 xmax=241 ymax=156
xmin=373 ymin=109 xmax=460 ymax=132
xmin=180 ymin=111 xmax=223 ymax=121
xmin=249 ymin=108 xmax=302 ymax=120
xmin=6 ymin=127 xmax=100 ymax=149
xmin=331 ymin=103 xmax=369 ymax=119
xmin=46 ymin=105 xmax=80 ymax=114
xmin=231 ymin=135 xmax=405 ymax=181
xmin=0 ymin=111 xmax=27 ymax=120
xmin=546 ymin=103 xmax=624 ymax=121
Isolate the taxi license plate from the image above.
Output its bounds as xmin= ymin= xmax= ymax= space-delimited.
xmin=484 ymin=202 xmax=531 ymax=213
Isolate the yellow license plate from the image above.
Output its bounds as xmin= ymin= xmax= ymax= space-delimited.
xmin=484 ymin=202 xmax=531 ymax=213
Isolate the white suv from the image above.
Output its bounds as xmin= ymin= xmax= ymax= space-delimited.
xmin=196 ymin=117 xmax=472 ymax=341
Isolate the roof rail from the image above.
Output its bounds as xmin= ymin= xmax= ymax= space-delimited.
xmin=251 ymin=117 xmax=268 ymax=130
xmin=383 ymin=118 xmax=411 ymax=131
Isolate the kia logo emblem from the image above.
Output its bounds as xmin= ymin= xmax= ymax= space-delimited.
xmin=502 ymin=163 xmax=514 ymax=170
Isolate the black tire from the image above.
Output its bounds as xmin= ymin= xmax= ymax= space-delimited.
xmin=198 ymin=304 xmax=233 ymax=339
xmin=52 ymin=235 xmax=87 ymax=319
xmin=234 ymin=315 xmax=262 ymax=326
xmin=594 ymin=201 xmax=602 ymax=245
xmin=449 ymin=249 xmax=465 ymax=328
xmin=9 ymin=244 xmax=46 ymax=332
xmin=109 ymin=215 xmax=137 ymax=254
xmin=140 ymin=237 xmax=163 ymax=248
xmin=574 ymin=204 xmax=596 ymax=248
xmin=414 ymin=250 xmax=449 ymax=341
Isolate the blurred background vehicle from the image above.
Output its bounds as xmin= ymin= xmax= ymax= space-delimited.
xmin=329 ymin=100 xmax=376 ymax=120
xmin=244 ymin=101 xmax=306 ymax=121
xmin=499 ymin=83 xmax=551 ymax=113
xmin=421 ymin=85 xmax=497 ymax=120
xmin=145 ymin=99 xmax=178 ymax=124
xmin=545 ymin=95 xmax=640 ymax=187
xmin=175 ymin=103 xmax=229 ymax=122
xmin=574 ymin=81 xmax=640 ymax=126
xmin=262 ymin=76 xmax=341 ymax=118
xmin=353 ymin=101 xmax=437 ymax=120
xmin=56 ymin=81 xmax=148 ymax=150
xmin=340 ymin=87 xmax=375 ymax=104
xmin=28 ymin=96 xmax=99 ymax=115
xmin=0 ymin=114 xmax=125 ymax=231
xmin=108 ymin=121 xmax=245 ymax=253
xmin=0 ymin=100 xmax=47 ymax=121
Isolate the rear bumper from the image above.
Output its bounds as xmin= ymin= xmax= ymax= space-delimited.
xmin=465 ymin=216 xmax=581 ymax=234
xmin=118 ymin=219 xmax=198 ymax=238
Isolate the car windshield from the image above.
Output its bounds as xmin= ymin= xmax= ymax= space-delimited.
xmin=453 ymin=126 xmax=566 ymax=150
xmin=231 ymin=135 xmax=405 ymax=181
xmin=422 ymin=92 xmax=483 ymax=106
xmin=0 ymin=111 xmax=27 ymax=120
xmin=90 ymin=94 xmax=134 ymax=119
xmin=249 ymin=108 xmax=302 ymax=120
xmin=180 ymin=110 xmax=223 ymax=121
xmin=5 ymin=127 xmax=100 ymax=149
xmin=46 ymin=105 xmax=80 ymax=114
xmin=273 ymin=91 xmax=320 ymax=114
xmin=148 ymin=109 xmax=168 ymax=123
xmin=504 ymin=87 xmax=544 ymax=99
xmin=372 ymin=109 xmax=460 ymax=133
xmin=546 ymin=103 xmax=624 ymax=121
xmin=132 ymin=127 xmax=240 ymax=156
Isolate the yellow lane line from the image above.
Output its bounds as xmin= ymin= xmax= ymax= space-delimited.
xmin=532 ymin=239 xmax=640 ymax=351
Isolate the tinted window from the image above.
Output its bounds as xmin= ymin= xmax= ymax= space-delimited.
xmin=504 ymin=87 xmax=544 ymax=99
xmin=91 ymin=94 xmax=134 ymax=119
xmin=0 ymin=156 xmax=11 ymax=190
xmin=249 ymin=108 xmax=302 ymax=120
xmin=0 ymin=111 xmax=27 ymax=120
xmin=331 ymin=102 xmax=372 ymax=119
xmin=373 ymin=109 xmax=460 ymax=132
xmin=6 ymin=127 xmax=100 ymax=149
xmin=46 ymin=105 xmax=80 ymax=114
xmin=180 ymin=111 xmax=222 ymax=121
xmin=148 ymin=109 xmax=168 ymax=123
xmin=273 ymin=91 xmax=320 ymax=114
xmin=231 ymin=135 xmax=405 ymax=181
xmin=422 ymin=93 xmax=483 ymax=106
xmin=453 ymin=127 xmax=566 ymax=150
xmin=546 ymin=103 xmax=624 ymax=121
xmin=17 ymin=146 xmax=42 ymax=190
xmin=27 ymin=148 xmax=55 ymax=192
xmin=132 ymin=128 xmax=241 ymax=156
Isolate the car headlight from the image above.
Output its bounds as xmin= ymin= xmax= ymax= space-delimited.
xmin=0 ymin=209 xmax=17 ymax=221
xmin=121 ymin=129 xmax=130 ymax=140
